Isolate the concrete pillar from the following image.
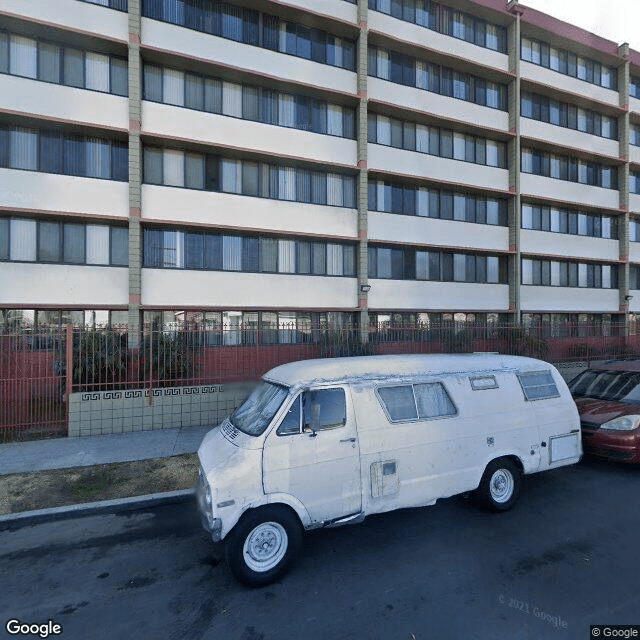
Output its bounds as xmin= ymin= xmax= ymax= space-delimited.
xmin=127 ymin=0 xmax=142 ymax=348
xmin=507 ymin=2 xmax=522 ymax=323
xmin=618 ymin=43 xmax=631 ymax=334
xmin=357 ymin=0 xmax=369 ymax=342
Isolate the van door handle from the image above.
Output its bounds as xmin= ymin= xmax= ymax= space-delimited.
xmin=570 ymin=429 xmax=580 ymax=433
xmin=340 ymin=437 xmax=356 ymax=444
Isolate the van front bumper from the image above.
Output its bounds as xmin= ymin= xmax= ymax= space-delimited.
xmin=196 ymin=467 xmax=223 ymax=542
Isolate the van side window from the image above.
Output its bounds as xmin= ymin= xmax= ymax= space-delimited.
xmin=517 ymin=371 xmax=560 ymax=401
xmin=414 ymin=383 xmax=457 ymax=418
xmin=378 ymin=383 xmax=456 ymax=422
xmin=277 ymin=395 xmax=301 ymax=436
xmin=470 ymin=376 xmax=498 ymax=390
xmin=378 ymin=386 xmax=418 ymax=421
xmin=303 ymin=388 xmax=346 ymax=431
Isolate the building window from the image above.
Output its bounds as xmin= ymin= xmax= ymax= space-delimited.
xmin=143 ymin=228 xmax=356 ymax=277
xmin=0 ymin=125 xmax=128 ymax=181
xmin=141 ymin=1 xmax=356 ymax=72
xmin=78 ymin=0 xmax=128 ymax=10
xmin=521 ymin=204 xmax=617 ymax=239
xmin=522 ymin=258 xmax=617 ymax=289
xmin=521 ymin=148 xmax=618 ymax=190
xmin=0 ymin=217 xmax=128 ymax=266
xmin=143 ymin=63 xmax=356 ymax=139
xmin=368 ymin=45 xmax=507 ymax=111
xmin=368 ymin=0 xmax=507 ymax=53
xmin=369 ymin=246 xmax=507 ymax=283
xmin=143 ymin=146 xmax=356 ymax=207
xmin=368 ymin=113 xmax=507 ymax=167
xmin=0 ymin=30 xmax=127 ymax=96
xmin=521 ymin=36 xmax=617 ymax=90
xmin=521 ymin=91 xmax=617 ymax=140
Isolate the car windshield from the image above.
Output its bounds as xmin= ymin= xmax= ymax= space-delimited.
xmin=569 ymin=369 xmax=640 ymax=403
xmin=230 ymin=381 xmax=289 ymax=436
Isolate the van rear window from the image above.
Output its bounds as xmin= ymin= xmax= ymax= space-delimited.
xmin=517 ymin=371 xmax=559 ymax=401
xmin=378 ymin=383 xmax=456 ymax=422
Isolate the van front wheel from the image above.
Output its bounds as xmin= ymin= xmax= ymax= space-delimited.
xmin=225 ymin=506 xmax=302 ymax=587
xmin=477 ymin=459 xmax=521 ymax=512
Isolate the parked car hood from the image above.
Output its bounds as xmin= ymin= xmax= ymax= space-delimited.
xmin=574 ymin=397 xmax=640 ymax=426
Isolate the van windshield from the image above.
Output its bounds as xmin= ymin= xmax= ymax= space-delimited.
xmin=230 ymin=381 xmax=290 ymax=436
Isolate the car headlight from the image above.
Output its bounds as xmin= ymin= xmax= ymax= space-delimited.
xmin=600 ymin=415 xmax=640 ymax=431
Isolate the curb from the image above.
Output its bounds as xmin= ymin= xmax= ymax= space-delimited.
xmin=0 ymin=488 xmax=195 ymax=530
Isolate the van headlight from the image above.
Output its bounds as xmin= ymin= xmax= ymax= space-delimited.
xmin=600 ymin=415 xmax=640 ymax=431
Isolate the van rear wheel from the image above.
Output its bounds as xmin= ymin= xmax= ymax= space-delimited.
xmin=477 ymin=459 xmax=521 ymax=512
xmin=225 ymin=506 xmax=302 ymax=587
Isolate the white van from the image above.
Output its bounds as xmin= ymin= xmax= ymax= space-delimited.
xmin=196 ymin=354 xmax=581 ymax=586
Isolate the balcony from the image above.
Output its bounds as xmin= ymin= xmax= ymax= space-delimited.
xmin=0 ymin=168 xmax=128 ymax=218
xmin=368 ymin=279 xmax=509 ymax=311
xmin=0 ymin=74 xmax=128 ymax=132
xmin=368 ymin=144 xmax=509 ymax=191
xmin=520 ymin=230 xmax=619 ymax=262
xmin=0 ymin=0 xmax=127 ymax=43
xmin=520 ymin=286 xmax=620 ymax=312
xmin=141 ymin=18 xmax=356 ymax=97
xmin=143 ymin=102 xmax=357 ymax=167
xmin=141 ymin=186 xmax=358 ymax=239
xmin=0 ymin=264 xmax=128 ymax=306
xmin=520 ymin=173 xmax=620 ymax=211
xmin=520 ymin=118 xmax=620 ymax=160
xmin=368 ymin=212 xmax=509 ymax=252
xmin=141 ymin=269 xmax=358 ymax=309
xmin=368 ymin=12 xmax=509 ymax=73
xmin=520 ymin=61 xmax=619 ymax=108
xmin=367 ymin=77 xmax=509 ymax=132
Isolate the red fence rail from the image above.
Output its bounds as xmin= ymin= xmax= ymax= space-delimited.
xmin=2 ymin=321 xmax=640 ymax=442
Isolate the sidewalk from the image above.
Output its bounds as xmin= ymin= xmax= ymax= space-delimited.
xmin=0 ymin=425 xmax=213 ymax=476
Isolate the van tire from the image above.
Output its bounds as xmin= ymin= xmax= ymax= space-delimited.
xmin=225 ymin=506 xmax=303 ymax=587
xmin=476 ymin=459 xmax=521 ymax=512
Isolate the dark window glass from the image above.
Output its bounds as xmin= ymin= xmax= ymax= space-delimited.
xmin=63 ymin=136 xmax=85 ymax=177
xmin=64 ymin=48 xmax=84 ymax=88
xmin=205 ymin=155 xmax=219 ymax=191
xmin=204 ymin=234 xmax=222 ymax=270
xmin=110 ymin=227 xmax=128 ymax=266
xmin=185 ymin=73 xmax=204 ymax=110
xmin=110 ymin=57 xmax=128 ymax=96
xmin=38 ymin=221 xmax=61 ymax=262
xmin=39 ymin=42 xmax=61 ymax=84
xmin=63 ymin=223 xmax=85 ymax=264
xmin=111 ymin=143 xmax=128 ymax=182
xmin=0 ymin=217 xmax=9 ymax=260
xmin=185 ymin=232 xmax=204 ymax=269
xmin=243 ymin=236 xmax=259 ymax=272
xmin=302 ymin=388 xmax=346 ymax=431
xmin=40 ymin=131 xmax=63 ymax=174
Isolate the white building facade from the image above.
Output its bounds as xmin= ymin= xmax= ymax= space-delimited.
xmin=2 ymin=0 xmax=640 ymax=338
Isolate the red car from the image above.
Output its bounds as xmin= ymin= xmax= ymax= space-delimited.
xmin=568 ymin=361 xmax=640 ymax=464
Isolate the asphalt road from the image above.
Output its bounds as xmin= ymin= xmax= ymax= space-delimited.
xmin=1 ymin=458 xmax=639 ymax=640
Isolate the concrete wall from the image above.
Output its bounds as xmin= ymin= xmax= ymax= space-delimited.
xmin=0 ymin=0 xmax=128 ymax=42
xmin=0 ymin=264 xmax=128 ymax=306
xmin=368 ymin=12 xmax=509 ymax=73
xmin=141 ymin=19 xmax=357 ymax=96
xmin=141 ymin=269 xmax=358 ymax=309
xmin=0 ymin=169 xmax=129 ymax=218
xmin=143 ymin=102 xmax=357 ymax=167
xmin=141 ymin=186 xmax=358 ymax=238
xmin=68 ymin=382 xmax=249 ymax=437
xmin=0 ymin=75 xmax=128 ymax=131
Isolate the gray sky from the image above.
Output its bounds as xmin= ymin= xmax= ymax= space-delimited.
xmin=520 ymin=0 xmax=640 ymax=51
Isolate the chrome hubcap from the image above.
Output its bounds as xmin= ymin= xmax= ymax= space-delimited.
xmin=490 ymin=469 xmax=514 ymax=503
xmin=243 ymin=522 xmax=288 ymax=572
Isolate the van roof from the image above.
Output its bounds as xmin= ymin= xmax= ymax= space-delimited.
xmin=263 ymin=354 xmax=553 ymax=387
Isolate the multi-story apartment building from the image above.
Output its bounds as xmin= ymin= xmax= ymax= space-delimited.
xmin=2 ymin=0 xmax=640 ymax=340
